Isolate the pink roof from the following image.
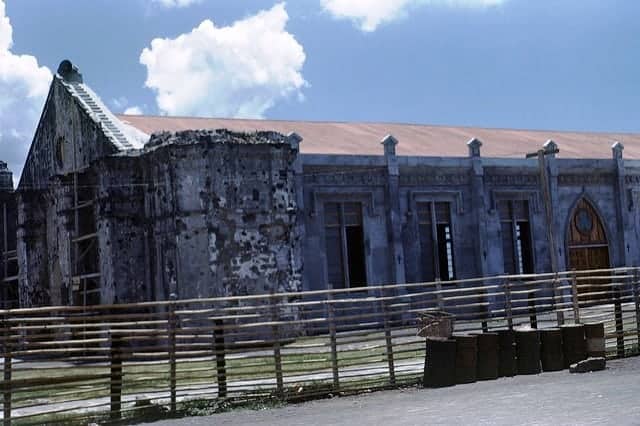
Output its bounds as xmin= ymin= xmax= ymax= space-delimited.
xmin=116 ymin=114 xmax=640 ymax=159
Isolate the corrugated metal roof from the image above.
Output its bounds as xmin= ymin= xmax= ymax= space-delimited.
xmin=115 ymin=114 xmax=640 ymax=159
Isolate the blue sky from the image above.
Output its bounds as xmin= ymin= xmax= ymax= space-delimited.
xmin=1 ymin=0 xmax=640 ymax=178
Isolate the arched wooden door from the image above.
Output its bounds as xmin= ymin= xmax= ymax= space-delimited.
xmin=567 ymin=198 xmax=610 ymax=300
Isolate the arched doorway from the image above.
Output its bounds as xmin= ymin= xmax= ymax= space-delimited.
xmin=567 ymin=198 xmax=610 ymax=300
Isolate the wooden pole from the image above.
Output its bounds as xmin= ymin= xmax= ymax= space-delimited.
xmin=634 ymin=269 xmax=640 ymax=349
xmin=326 ymin=285 xmax=339 ymax=391
xmin=110 ymin=331 xmax=122 ymax=421
xmin=2 ymin=202 xmax=7 ymax=309
xmin=213 ymin=318 xmax=227 ymax=398
xmin=571 ymin=271 xmax=580 ymax=324
xmin=528 ymin=288 xmax=538 ymax=329
xmin=537 ymin=151 xmax=558 ymax=273
xmin=531 ymin=148 xmax=564 ymax=326
xmin=380 ymin=289 xmax=395 ymax=386
xmin=168 ymin=295 xmax=177 ymax=413
xmin=504 ymin=280 xmax=513 ymax=330
xmin=2 ymin=316 xmax=11 ymax=426
xmin=270 ymin=293 xmax=284 ymax=397
xmin=553 ymin=273 xmax=563 ymax=327
xmin=435 ymin=279 xmax=444 ymax=311
xmin=614 ymin=282 xmax=625 ymax=358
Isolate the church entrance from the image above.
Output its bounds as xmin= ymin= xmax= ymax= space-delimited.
xmin=567 ymin=198 xmax=610 ymax=301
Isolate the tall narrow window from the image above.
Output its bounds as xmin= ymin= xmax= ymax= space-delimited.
xmin=1 ymin=198 xmax=18 ymax=309
xmin=499 ymin=200 xmax=534 ymax=275
xmin=324 ymin=202 xmax=367 ymax=289
xmin=70 ymin=173 xmax=100 ymax=306
xmin=417 ymin=202 xmax=456 ymax=282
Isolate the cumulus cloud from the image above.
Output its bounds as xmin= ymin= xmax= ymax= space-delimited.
xmin=321 ymin=0 xmax=508 ymax=32
xmin=0 ymin=0 xmax=52 ymax=184
xmin=140 ymin=2 xmax=306 ymax=119
xmin=123 ymin=106 xmax=144 ymax=115
xmin=152 ymin=0 xmax=201 ymax=8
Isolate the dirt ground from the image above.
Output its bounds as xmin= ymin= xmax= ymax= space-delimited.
xmin=146 ymin=356 xmax=640 ymax=426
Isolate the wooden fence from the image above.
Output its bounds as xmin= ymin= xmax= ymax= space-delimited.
xmin=1 ymin=267 xmax=639 ymax=424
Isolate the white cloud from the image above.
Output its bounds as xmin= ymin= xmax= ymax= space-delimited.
xmin=111 ymin=96 xmax=145 ymax=115
xmin=0 ymin=0 xmax=52 ymax=184
xmin=321 ymin=0 xmax=508 ymax=32
xmin=111 ymin=96 xmax=128 ymax=110
xmin=140 ymin=2 xmax=306 ymax=119
xmin=152 ymin=0 xmax=201 ymax=8
xmin=123 ymin=106 xmax=144 ymax=115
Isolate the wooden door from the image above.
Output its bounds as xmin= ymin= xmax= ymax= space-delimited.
xmin=567 ymin=199 xmax=610 ymax=301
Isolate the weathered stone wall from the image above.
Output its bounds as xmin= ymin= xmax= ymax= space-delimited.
xmin=16 ymin=191 xmax=51 ymax=307
xmin=302 ymin=161 xmax=391 ymax=292
xmin=20 ymin=78 xmax=117 ymax=191
xmin=17 ymin=72 xmax=121 ymax=307
xmin=0 ymin=183 xmax=18 ymax=308
xmin=141 ymin=130 xmax=301 ymax=300
xmin=12 ymin=62 xmax=640 ymax=312
xmin=94 ymin=156 xmax=148 ymax=304
xmin=299 ymin=141 xmax=640 ymax=317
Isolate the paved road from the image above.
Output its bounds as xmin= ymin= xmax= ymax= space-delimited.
xmin=146 ymin=356 xmax=640 ymax=426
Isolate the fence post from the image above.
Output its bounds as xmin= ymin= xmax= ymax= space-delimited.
xmin=481 ymin=279 xmax=489 ymax=333
xmin=110 ymin=331 xmax=123 ymax=421
xmin=326 ymin=285 xmax=339 ymax=391
xmin=554 ymin=273 xmax=564 ymax=327
xmin=528 ymin=286 xmax=538 ymax=329
xmin=380 ymin=288 xmax=396 ymax=386
xmin=503 ymin=279 xmax=513 ymax=330
xmin=168 ymin=294 xmax=177 ymax=413
xmin=571 ymin=271 xmax=580 ymax=324
xmin=270 ymin=292 xmax=284 ymax=397
xmin=634 ymin=269 xmax=640 ymax=350
xmin=2 ymin=315 xmax=11 ymax=426
xmin=212 ymin=316 xmax=227 ymax=398
xmin=435 ymin=279 xmax=444 ymax=311
xmin=614 ymin=281 xmax=625 ymax=358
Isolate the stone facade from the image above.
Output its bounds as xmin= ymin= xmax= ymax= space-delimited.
xmin=8 ymin=60 xmax=640 ymax=309
xmin=17 ymin=128 xmax=301 ymax=306
xmin=300 ymin=144 xmax=640 ymax=291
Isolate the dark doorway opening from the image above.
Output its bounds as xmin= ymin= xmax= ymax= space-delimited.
xmin=323 ymin=202 xmax=368 ymax=289
xmin=346 ymin=226 xmax=367 ymax=288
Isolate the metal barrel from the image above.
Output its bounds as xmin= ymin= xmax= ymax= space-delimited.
xmin=584 ymin=322 xmax=606 ymax=358
xmin=516 ymin=329 xmax=541 ymax=375
xmin=540 ymin=328 xmax=564 ymax=371
xmin=454 ymin=335 xmax=477 ymax=384
xmin=474 ymin=333 xmax=499 ymax=380
xmin=561 ymin=324 xmax=587 ymax=368
xmin=497 ymin=329 xmax=517 ymax=377
xmin=424 ymin=337 xmax=457 ymax=388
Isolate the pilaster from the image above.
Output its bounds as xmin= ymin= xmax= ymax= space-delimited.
xmin=467 ymin=138 xmax=489 ymax=278
xmin=612 ymin=142 xmax=633 ymax=267
xmin=382 ymin=135 xmax=406 ymax=287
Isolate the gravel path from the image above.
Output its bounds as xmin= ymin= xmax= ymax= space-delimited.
xmin=146 ymin=356 xmax=640 ymax=426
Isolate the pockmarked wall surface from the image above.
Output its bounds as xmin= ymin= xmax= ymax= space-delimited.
xmin=9 ymin=60 xmax=640 ymax=311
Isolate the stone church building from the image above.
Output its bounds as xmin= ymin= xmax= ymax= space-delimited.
xmin=4 ymin=60 xmax=640 ymax=308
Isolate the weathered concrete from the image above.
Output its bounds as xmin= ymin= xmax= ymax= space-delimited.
xmin=17 ymin=126 xmax=301 ymax=305
xmin=138 ymin=130 xmax=301 ymax=300
xmin=9 ymin=60 xmax=640 ymax=312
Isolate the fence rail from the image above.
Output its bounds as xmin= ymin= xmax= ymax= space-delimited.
xmin=1 ymin=267 xmax=640 ymax=424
